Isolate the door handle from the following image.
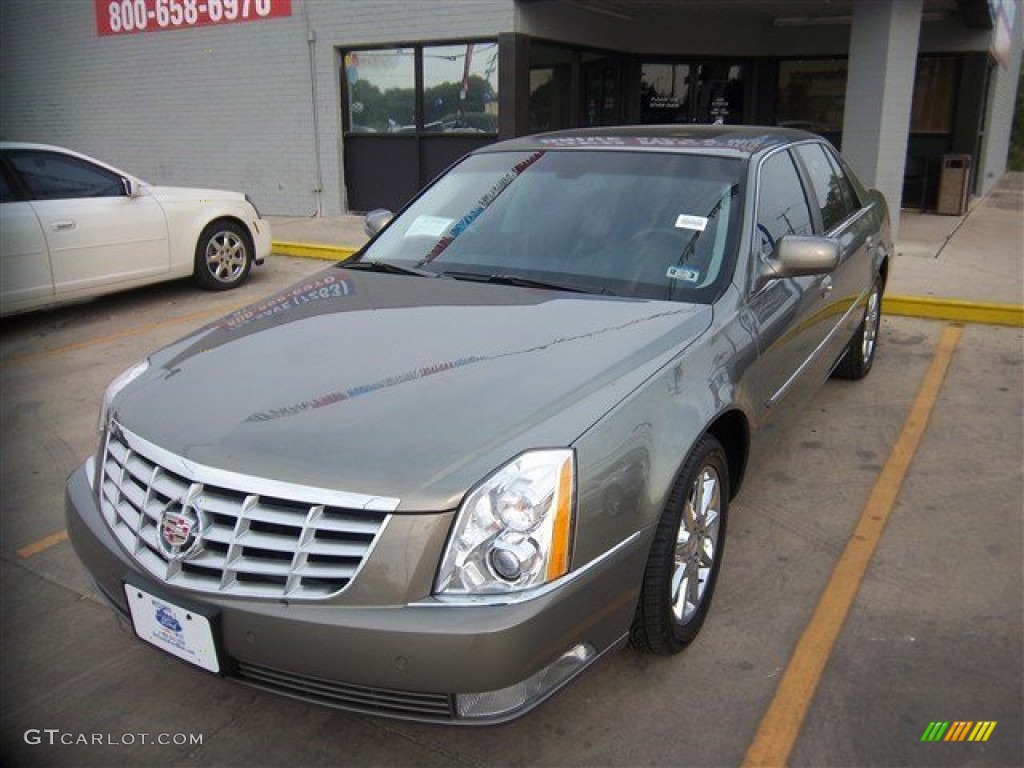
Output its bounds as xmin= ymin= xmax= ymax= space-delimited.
xmin=50 ymin=220 xmax=76 ymax=231
xmin=821 ymin=276 xmax=833 ymax=297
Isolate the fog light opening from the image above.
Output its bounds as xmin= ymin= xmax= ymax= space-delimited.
xmin=455 ymin=643 xmax=595 ymax=719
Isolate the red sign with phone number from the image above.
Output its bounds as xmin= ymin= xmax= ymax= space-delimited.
xmin=95 ymin=0 xmax=291 ymax=36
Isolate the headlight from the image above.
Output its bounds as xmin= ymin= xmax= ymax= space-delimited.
xmin=436 ymin=449 xmax=575 ymax=595
xmin=244 ymin=194 xmax=262 ymax=218
xmin=97 ymin=359 xmax=150 ymax=433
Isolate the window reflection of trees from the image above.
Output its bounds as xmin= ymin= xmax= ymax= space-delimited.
xmin=345 ymin=44 xmax=498 ymax=135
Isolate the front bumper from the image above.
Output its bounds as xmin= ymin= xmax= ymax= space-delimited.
xmin=250 ymin=216 xmax=272 ymax=265
xmin=65 ymin=462 xmax=647 ymax=723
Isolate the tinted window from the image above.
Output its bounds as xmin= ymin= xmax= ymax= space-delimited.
xmin=363 ymin=149 xmax=744 ymax=303
xmin=423 ymin=43 xmax=499 ymax=134
xmin=344 ymin=48 xmax=416 ymax=133
xmin=755 ymin=150 xmax=814 ymax=258
xmin=7 ymin=150 xmax=125 ymax=200
xmin=343 ymin=43 xmax=499 ymax=135
xmin=0 ymin=168 xmax=16 ymax=203
xmin=794 ymin=143 xmax=853 ymax=232
xmin=776 ymin=59 xmax=847 ymax=133
xmin=825 ymin=148 xmax=861 ymax=214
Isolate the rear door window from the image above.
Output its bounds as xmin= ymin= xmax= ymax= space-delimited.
xmin=793 ymin=143 xmax=854 ymax=232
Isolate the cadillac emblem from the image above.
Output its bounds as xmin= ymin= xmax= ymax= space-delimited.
xmin=158 ymin=501 xmax=203 ymax=561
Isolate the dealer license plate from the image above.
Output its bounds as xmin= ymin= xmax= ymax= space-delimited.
xmin=124 ymin=584 xmax=220 ymax=674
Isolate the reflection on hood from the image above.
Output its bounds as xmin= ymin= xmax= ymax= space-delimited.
xmin=245 ymin=304 xmax=692 ymax=423
xmin=220 ymin=271 xmax=357 ymax=332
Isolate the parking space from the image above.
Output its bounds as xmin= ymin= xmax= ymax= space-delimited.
xmin=1 ymin=258 xmax=1021 ymax=767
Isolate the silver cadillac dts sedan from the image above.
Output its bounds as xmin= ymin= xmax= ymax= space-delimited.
xmin=66 ymin=126 xmax=890 ymax=723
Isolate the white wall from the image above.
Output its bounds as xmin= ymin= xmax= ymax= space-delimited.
xmin=1 ymin=0 xmax=317 ymax=215
xmin=977 ymin=13 xmax=1024 ymax=195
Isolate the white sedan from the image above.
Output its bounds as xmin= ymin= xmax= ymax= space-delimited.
xmin=0 ymin=142 xmax=272 ymax=316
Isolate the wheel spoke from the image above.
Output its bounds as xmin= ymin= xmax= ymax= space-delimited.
xmin=669 ymin=462 xmax=722 ymax=625
xmin=685 ymin=558 xmax=701 ymax=608
xmin=201 ymin=230 xmax=249 ymax=283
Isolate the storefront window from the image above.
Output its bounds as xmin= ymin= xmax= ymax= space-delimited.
xmin=529 ymin=68 xmax=565 ymax=132
xmin=423 ymin=42 xmax=499 ymax=134
xmin=911 ymin=57 xmax=957 ymax=133
xmin=641 ymin=63 xmax=692 ymax=124
xmin=529 ymin=44 xmax=574 ymax=133
xmin=776 ymin=59 xmax=848 ymax=133
xmin=343 ymin=43 xmax=498 ymax=135
xmin=696 ymin=63 xmax=743 ymax=125
xmin=581 ymin=52 xmax=622 ymax=127
xmin=344 ymin=48 xmax=415 ymax=133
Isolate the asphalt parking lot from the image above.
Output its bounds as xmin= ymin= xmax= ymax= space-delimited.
xmin=1 ymin=253 xmax=1021 ymax=767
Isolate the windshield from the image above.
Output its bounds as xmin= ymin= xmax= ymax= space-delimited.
xmin=361 ymin=149 xmax=745 ymax=302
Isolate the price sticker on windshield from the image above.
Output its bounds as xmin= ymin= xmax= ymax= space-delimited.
xmin=674 ymin=214 xmax=708 ymax=232
xmin=95 ymin=0 xmax=292 ymax=36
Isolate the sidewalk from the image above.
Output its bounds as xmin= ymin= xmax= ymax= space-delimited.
xmin=267 ymin=172 xmax=1024 ymax=326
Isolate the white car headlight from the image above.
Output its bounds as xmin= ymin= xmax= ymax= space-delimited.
xmin=436 ymin=449 xmax=575 ymax=595
xmin=244 ymin=194 xmax=262 ymax=218
xmin=97 ymin=359 xmax=150 ymax=433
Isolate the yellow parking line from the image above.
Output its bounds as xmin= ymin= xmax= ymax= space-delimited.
xmin=742 ymin=324 xmax=963 ymax=768
xmin=4 ymin=301 xmax=249 ymax=366
xmin=16 ymin=529 xmax=69 ymax=559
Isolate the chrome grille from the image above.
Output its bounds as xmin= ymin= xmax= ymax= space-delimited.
xmin=98 ymin=424 xmax=390 ymax=599
xmin=234 ymin=662 xmax=455 ymax=720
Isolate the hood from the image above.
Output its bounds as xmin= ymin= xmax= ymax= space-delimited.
xmin=143 ymin=184 xmax=247 ymax=204
xmin=113 ymin=266 xmax=711 ymax=510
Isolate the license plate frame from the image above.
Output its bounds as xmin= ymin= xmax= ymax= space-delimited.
xmin=123 ymin=583 xmax=222 ymax=674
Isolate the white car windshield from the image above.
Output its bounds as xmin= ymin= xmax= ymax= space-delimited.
xmin=361 ymin=149 xmax=745 ymax=302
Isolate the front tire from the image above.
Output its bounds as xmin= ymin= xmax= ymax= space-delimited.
xmin=194 ymin=220 xmax=253 ymax=290
xmin=833 ymin=273 xmax=883 ymax=380
xmin=631 ymin=435 xmax=729 ymax=655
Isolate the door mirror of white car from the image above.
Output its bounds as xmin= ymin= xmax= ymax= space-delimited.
xmin=122 ymin=177 xmax=141 ymax=197
xmin=755 ymin=235 xmax=840 ymax=291
xmin=364 ymin=208 xmax=393 ymax=238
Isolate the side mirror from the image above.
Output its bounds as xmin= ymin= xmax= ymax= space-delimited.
xmin=122 ymin=177 xmax=140 ymax=197
xmin=755 ymin=235 xmax=839 ymax=290
xmin=364 ymin=208 xmax=393 ymax=238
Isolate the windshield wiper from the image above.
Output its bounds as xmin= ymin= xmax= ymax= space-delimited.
xmin=441 ymin=271 xmax=596 ymax=294
xmin=343 ymin=259 xmax=438 ymax=278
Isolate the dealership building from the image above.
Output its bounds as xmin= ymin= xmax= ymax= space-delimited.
xmin=2 ymin=0 xmax=1021 ymax=235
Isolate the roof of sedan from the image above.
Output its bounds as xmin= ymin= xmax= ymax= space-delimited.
xmin=478 ymin=125 xmax=817 ymax=157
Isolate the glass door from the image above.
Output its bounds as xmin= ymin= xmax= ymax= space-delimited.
xmin=693 ymin=63 xmax=744 ymax=124
xmin=581 ymin=55 xmax=622 ymax=127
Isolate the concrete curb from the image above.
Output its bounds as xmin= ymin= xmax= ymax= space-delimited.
xmin=883 ymin=296 xmax=1024 ymax=328
xmin=273 ymin=241 xmax=357 ymax=260
xmin=270 ymin=241 xmax=1024 ymax=327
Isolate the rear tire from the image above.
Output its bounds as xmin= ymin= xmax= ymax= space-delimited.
xmin=631 ymin=435 xmax=729 ymax=655
xmin=194 ymin=220 xmax=253 ymax=290
xmin=833 ymin=273 xmax=882 ymax=380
